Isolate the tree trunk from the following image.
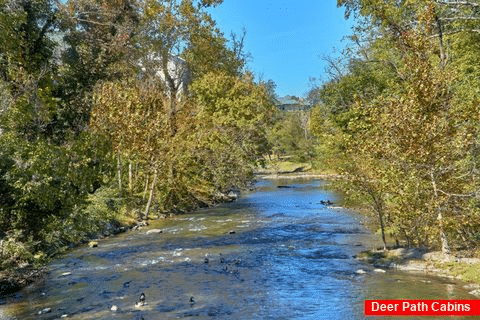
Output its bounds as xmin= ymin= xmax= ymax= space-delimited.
xmin=433 ymin=6 xmax=447 ymax=69
xmin=143 ymin=175 xmax=149 ymax=200
xmin=438 ymin=212 xmax=451 ymax=254
xmin=128 ymin=162 xmax=133 ymax=193
xmin=378 ymin=211 xmax=387 ymax=251
xmin=134 ymin=163 xmax=138 ymax=189
xmin=144 ymin=169 xmax=158 ymax=220
xmin=117 ymin=149 xmax=122 ymax=195
xmin=160 ymin=51 xmax=179 ymax=137
xmin=368 ymin=188 xmax=387 ymax=250
xmin=374 ymin=199 xmax=387 ymax=250
xmin=169 ymin=103 xmax=177 ymax=136
xmin=431 ymin=172 xmax=451 ymax=254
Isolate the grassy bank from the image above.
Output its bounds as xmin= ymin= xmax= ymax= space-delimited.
xmin=255 ymin=158 xmax=315 ymax=175
xmin=255 ymin=157 xmax=343 ymax=180
xmin=356 ymin=248 xmax=480 ymax=295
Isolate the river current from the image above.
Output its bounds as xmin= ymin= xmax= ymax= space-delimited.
xmin=0 ymin=179 xmax=476 ymax=319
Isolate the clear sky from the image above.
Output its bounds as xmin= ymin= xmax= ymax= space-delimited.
xmin=208 ymin=1 xmax=354 ymax=98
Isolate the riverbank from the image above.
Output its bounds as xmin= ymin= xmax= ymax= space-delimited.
xmin=255 ymin=158 xmax=343 ymax=180
xmin=255 ymin=167 xmax=480 ymax=296
xmin=256 ymin=171 xmax=343 ymax=180
xmin=356 ymin=248 xmax=480 ymax=297
xmin=0 ymin=218 xmax=146 ymax=296
xmin=261 ymin=164 xmax=480 ymax=295
xmin=0 ymin=189 xmax=241 ymax=296
xmin=6 ymin=178 xmax=472 ymax=319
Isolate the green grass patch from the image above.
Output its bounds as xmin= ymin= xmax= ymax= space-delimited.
xmin=257 ymin=157 xmax=313 ymax=174
xmin=434 ymin=261 xmax=480 ymax=283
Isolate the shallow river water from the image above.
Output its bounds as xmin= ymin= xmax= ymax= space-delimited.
xmin=0 ymin=179 xmax=477 ymax=319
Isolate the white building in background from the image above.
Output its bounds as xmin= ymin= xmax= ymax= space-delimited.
xmin=138 ymin=53 xmax=191 ymax=100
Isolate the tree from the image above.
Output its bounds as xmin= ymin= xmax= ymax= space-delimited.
xmin=0 ymin=0 xmax=119 ymax=262
xmin=55 ymin=0 xmax=140 ymax=138
xmin=267 ymin=109 xmax=317 ymax=163
xmin=90 ymin=70 xmax=274 ymax=216
xmin=311 ymin=0 xmax=480 ymax=252
xmin=190 ymin=71 xmax=274 ymax=187
xmin=136 ymin=0 xmax=248 ymax=137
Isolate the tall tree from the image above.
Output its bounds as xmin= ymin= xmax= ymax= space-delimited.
xmin=0 ymin=0 xmax=118 ymax=252
xmin=312 ymin=0 xmax=480 ymax=251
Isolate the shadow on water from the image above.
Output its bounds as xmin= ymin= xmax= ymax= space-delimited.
xmin=0 ymin=179 xmax=477 ymax=319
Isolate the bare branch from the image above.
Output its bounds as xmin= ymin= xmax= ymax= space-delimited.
xmin=438 ymin=189 xmax=476 ymax=198
xmin=76 ymin=18 xmax=111 ymax=26
xmin=429 ymin=28 xmax=480 ymax=38
xmin=435 ymin=1 xmax=480 ymax=8
xmin=439 ymin=17 xmax=480 ymax=21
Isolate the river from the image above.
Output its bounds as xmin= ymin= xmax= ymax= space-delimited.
xmin=0 ymin=179 xmax=476 ymax=319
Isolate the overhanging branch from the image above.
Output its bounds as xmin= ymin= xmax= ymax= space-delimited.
xmin=435 ymin=1 xmax=480 ymax=8
xmin=429 ymin=28 xmax=480 ymax=38
xmin=438 ymin=189 xmax=475 ymax=198
xmin=439 ymin=17 xmax=480 ymax=21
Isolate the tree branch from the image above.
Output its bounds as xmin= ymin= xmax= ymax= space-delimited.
xmin=76 ymin=18 xmax=111 ymax=26
xmin=429 ymin=28 xmax=480 ymax=38
xmin=432 ymin=6 xmax=447 ymax=69
xmin=33 ymin=15 xmax=56 ymax=58
xmin=438 ymin=189 xmax=475 ymax=198
xmin=435 ymin=1 xmax=480 ymax=8
xmin=439 ymin=17 xmax=480 ymax=21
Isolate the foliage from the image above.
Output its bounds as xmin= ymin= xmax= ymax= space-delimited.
xmin=0 ymin=0 xmax=274 ymax=283
xmin=267 ymin=109 xmax=317 ymax=163
xmin=191 ymin=71 xmax=274 ymax=184
xmin=0 ymin=0 xmax=114 ymax=254
xmin=0 ymin=130 xmax=111 ymax=237
xmin=311 ymin=0 xmax=480 ymax=251
xmin=90 ymin=71 xmax=274 ymax=213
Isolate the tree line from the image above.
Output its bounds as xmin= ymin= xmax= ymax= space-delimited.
xmin=0 ymin=0 xmax=274 ymax=276
xmin=309 ymin=0 xmax=480 ymax=253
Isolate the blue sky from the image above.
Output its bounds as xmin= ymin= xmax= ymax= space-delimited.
xmin=209 ymin=1 xmax=354 ymax=98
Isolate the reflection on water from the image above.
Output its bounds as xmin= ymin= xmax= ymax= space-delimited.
xmin=0 ymin=179 xmax=477 ymax=319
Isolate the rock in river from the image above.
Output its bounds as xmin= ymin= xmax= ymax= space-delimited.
xmin=146 ymin=229 xmax=163 ymax=235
